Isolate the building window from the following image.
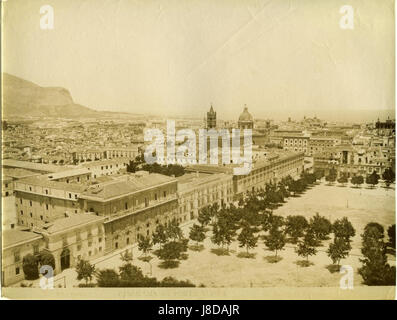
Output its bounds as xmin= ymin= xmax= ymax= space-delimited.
xmin=40 ymin=215 xmax=43 ymax=220
xmin=46 ymin=204 xmax=49 ymax=210
xmin=33 ymin=244 xmax=39 ymax=255
xmin=29 ymin=201 xmax=32 ymax=206
xmin=115 ymin=242 xmax=118 ymax=249
xmin=125 ymin=202 xmax=128 ymax=210
xmin=15 ymin=267 xmax=20 ymax=275
xmin=45 ymin=190 xmax=48 ymax=194
xmin=20 ymin=210 xmax=23 ymax=216
xmin=14 ymin=251 xmax=21 ymax=263
xmin=69 ymin=193 xmax=72 ymax=199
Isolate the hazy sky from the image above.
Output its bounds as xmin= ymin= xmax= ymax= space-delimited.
xmin=3 ymin=0 xmax=395 ymax=121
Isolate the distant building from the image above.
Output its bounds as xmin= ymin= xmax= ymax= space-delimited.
xmin=206 ymin=105 xmax=217 ymax=129
xmin=238 ymin=106 xmax=254 ymax=130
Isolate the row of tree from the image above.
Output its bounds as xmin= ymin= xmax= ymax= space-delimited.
xmin=126 ymin=154 xmax=185 ymax=177
xmin=325 ymin=168 xmax=395 ymax=188
xmin=76 ymin=252 xmax=195 ymax=287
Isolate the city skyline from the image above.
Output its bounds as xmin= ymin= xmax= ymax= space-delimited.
xmin=3 ymin=0 xmax=395 ymax=122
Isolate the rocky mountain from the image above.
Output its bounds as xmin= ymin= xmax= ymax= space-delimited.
xmin=2 ymin=73 xmax=99 ymax=118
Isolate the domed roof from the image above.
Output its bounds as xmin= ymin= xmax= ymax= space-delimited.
xmin=238 ymin=106 xmax=253 ymax=122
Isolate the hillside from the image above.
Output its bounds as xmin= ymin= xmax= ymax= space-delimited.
xmin=2 ymin=73 xmax=99 ymax=118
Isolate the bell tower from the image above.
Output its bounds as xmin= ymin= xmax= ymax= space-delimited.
xmin=206 ymin=104 xmax=216 ymax=129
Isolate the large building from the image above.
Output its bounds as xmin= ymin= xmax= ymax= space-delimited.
xmin=177 ymin=172 xmax=233 ymax=220
xmin=78 ymin=172 xmax=179 ymax=253
xmin=187 ymin=151 xmax=305 ymax=196
xmin=313 ymin=145 xmax=395 ymax=177
xmin=2 ymin=229 xmax=44 ymax=286
xmin=14 ymin=175 xmax=87 ymax=228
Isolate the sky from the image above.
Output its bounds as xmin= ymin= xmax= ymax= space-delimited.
xmin=2 ymin=0 xmax=395 ymax=121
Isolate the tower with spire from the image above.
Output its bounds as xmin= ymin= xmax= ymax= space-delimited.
xmin=206 ymin=104 xmax=217 ymax=129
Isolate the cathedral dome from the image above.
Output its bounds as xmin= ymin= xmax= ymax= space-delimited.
xmin=238 ymin=106 xmax=253 ymax=122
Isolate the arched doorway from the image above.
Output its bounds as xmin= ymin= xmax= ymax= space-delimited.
xmin=60 ymin=248 xmax=70 ymax=270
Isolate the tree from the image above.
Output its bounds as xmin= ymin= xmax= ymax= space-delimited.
xmin=325 ymin=168 xmax=337 ymax=184
xmin=96 ymin=269 xmax=120 ymax=287
xmin=138 ymin=236 xmax=152 ymax=258
xmin=166 ymin=219 xmax=183 ymax=241
xmin=332 ymin=217 xmax=356 ymax=240
xmin=358 ymin=223 xmax=396 ymax=285
xmin=387 ymin=224 xmax=396 ymax=251
xmin=76 ymin=259 xmax=96 ymax=285
xmin=157 ymin=241 xmax=185 ymax=268
xmin=327 ymin=237 xmax=352 ymax=269
xmin=337 ymin=174 xmax=348 ymax=186
xmin=237 ymin=223 xmax=258 ymax=254
xmin=189 ymin=224 xmax=206 ymax=247
xmin=296 ymin=229 xmax=318 ymax=262
xmin=198 ymin=206 xmax=212 ymax=227
xmin=38 ymin=251 xmax=55 ymax=270
xmin=264 ymin=224 xmax=286 ymax=258
xmin=314 ymin=169 xmax=325 ymax=181
xmin=351 ymin=175 xmax=364 ymax=187
xmin=160 ymin=277 xmax=195 ymax=287
xmin=366 ymin=171 xmax=380 ymax=188
xmin=309 ymin=213 xmax=332 ymax=242
xmin=22 ymin=254 xmax=39 ymax=280
xmin=118 ymin=263 xmax=158 ymax=287
xmin=152 ymin=224 xmax=168 ymax=250
xmin=211 ymin=212 xmax=237 ymax=252
xmin=285 ymin=215 xmax=309 ymax=244
xmin=120 ymin=250 xmax=133 ymax=263
xmin=382 ymin=168 xmax=395 ymax=187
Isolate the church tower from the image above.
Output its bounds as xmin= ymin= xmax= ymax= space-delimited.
xmin=206 ymin=105 xmax=217 ymax=129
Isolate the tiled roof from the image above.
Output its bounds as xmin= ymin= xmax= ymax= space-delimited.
xmin=3 ymin=229 xmax=42 ymax=249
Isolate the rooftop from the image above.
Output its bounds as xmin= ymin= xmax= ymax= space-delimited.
xmin=3 ymin=229 xmax=42 ymax=249
xmin=16 ymin=175 xmax=86 ymax=193
xmin=80 ymin=173 xmax=176 ymax=200
xmin=47 ymin=168 xmax=91 ymax=180
xmin=39 ymin=214 xmax=104 ymax=234
xmin=2 ymin=159 xmax=66 ymax=173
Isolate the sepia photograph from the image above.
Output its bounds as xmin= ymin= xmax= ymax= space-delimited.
xmin=1 ymin=0 xmax=396 ymax=302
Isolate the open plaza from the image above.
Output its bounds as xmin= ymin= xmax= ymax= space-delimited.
xmin=13 ymin=181 xmax=395 ymax=288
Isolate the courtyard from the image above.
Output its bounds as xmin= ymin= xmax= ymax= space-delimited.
xmin=16 ymin=181 xmax=396 ymax=288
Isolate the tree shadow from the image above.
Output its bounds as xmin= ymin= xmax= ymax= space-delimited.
xmin=326 ymin=264 xmax=340 ymax=273
xmin=264 ymin=255 xmax=282 ymax=263
xmin=189 ymin=244 xmax=205 ymax=252
xmin=210 ymin=248 xmax=230 ymax=256
xmin=158 ymin=260 xmax=180 ymax=269
xmin=138 ymin=255 xmax=153 ymax=262
xmin=295 ymin=260 xmax=314 ymax=267
xmin=180 ymin=253 xmax=189 ymax=260
xmin=237 ymin=252 xmax=256 ymax=259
